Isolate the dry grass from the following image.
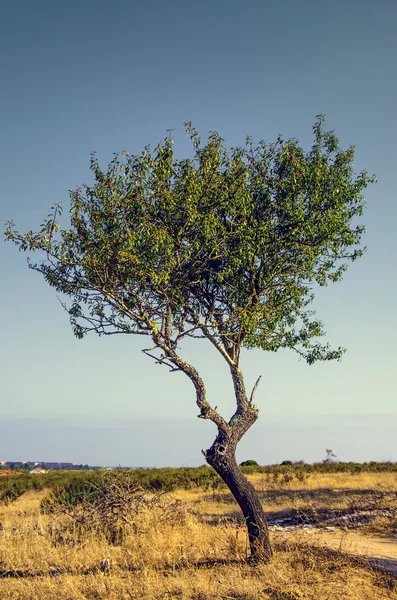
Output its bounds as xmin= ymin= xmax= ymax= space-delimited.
xmin=173 ymin=472 xmax=397 ymax=535
xmin=0 ymin=473 xmax=396 ymax=599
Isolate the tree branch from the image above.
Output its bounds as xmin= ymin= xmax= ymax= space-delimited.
xmin=250 ymin=375 xmax=262 ymax=404
xmin=142 ymin=347 xmax=181 ymax=372
xmin=147 ymin=324 xmax=230 ymax=435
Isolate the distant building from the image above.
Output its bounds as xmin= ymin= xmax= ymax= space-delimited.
xmin=35 ymin=462 xmax=75 ymax=470
xmin=30 ymin=468 xmax=46 ymax=475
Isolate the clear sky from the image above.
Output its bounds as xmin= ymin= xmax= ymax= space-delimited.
xmin=1 ymin=0 xmax=396 ymax=466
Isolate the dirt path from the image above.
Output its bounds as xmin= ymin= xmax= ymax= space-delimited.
xmin=283 ymin=528 xmax=397 ymax=577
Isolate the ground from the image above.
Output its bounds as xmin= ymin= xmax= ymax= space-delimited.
xmin=0 ymin=471 xmax=396 ymax=599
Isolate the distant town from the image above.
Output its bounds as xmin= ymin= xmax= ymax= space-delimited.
xmin=0 ymin=461 xmax=102 ymax=471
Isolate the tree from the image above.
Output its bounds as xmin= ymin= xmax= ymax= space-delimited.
xmin=323 ymin=449 xmax=338 ymax=463
xmin=5 ymin=116 xmax=374 ymax=562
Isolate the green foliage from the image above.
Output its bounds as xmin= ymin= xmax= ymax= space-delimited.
xmin=0 ymin=471 xmax=99 ymax=505
xmin=40 ymin=467 xmax=222 ymax=513
xmin=0 ymin=473 xmax=39 ymax=504
xmin=5 ymin=116 xmax=375 ymax=365
xmin=239 ymin=460 xmax=259 ymax=467
xmin=280 ymin=460 xmax=294 ymax=466
xmin=2 ymin=462 xmax=397 ymax=508
xmin=241 ymin=462 xmax=397 ymax=475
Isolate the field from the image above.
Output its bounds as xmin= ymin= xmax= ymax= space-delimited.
xmin=0 ymin=467 xmax=397 ymax=599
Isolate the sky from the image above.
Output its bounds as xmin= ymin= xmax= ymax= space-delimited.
xmin=1 ymin=0 xmax=396 ymax=466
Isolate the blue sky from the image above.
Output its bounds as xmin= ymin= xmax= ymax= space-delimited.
xmin=1 ymin=0 xmax=396 ymax=465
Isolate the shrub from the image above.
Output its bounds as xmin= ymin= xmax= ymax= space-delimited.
xmin=239 ymin=460 xmax=259 ymax=467
xmin=44 ymin=471 xmax=186 ymax=545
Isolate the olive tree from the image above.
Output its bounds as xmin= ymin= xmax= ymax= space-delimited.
xmin=5 ymin=116 xmax=374 ymax=562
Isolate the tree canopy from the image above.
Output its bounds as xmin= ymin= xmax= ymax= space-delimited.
xmin=6 ymin=116 xmax=374 ymax=373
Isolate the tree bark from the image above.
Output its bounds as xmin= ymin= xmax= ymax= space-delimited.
xmin=203 ymin=430 xmax=273 ymax=563
xmin=156 ymin=342 xmax=272 ymax=562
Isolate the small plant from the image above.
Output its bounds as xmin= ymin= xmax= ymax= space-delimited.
xmin=281 ymin=472 xmax=294 ymax=485
xmin=273 ymin=471 xmax=280 ymax=484
xmin=295 ymin=469 xmax=310 ymax=483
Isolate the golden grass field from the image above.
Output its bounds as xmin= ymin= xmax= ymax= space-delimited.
xmin=0 ymin=471 xmax=397 ymax=599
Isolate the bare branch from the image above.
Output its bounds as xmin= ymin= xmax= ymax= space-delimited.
xmin=250 ymin=375 xmax=262 ymax=404
xmin=188 ymin=313 xmax=236 ymax=367
xmin=145 ymin=323 xmax=230 ymax=435
xmin=174 ymin=326 xmax=205 ymax=342
xmin=142 ymin=347 xmax=181 ymax=372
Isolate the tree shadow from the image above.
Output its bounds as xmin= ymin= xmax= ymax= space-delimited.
xmin=200 ymin=487 xmax=397 ymax=527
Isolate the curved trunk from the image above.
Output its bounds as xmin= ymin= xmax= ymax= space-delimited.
xmin=204 ymin=432 xmax=272 ymax=563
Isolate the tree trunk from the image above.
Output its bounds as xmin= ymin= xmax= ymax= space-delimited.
xmin=204 ymin=433 xmax=272 ymax=563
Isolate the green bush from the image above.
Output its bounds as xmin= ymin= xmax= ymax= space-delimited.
xmin=2 ymin=461 xmax=397 ymax=509
xmin=239 ymin=460 xmax=259 ymax=467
